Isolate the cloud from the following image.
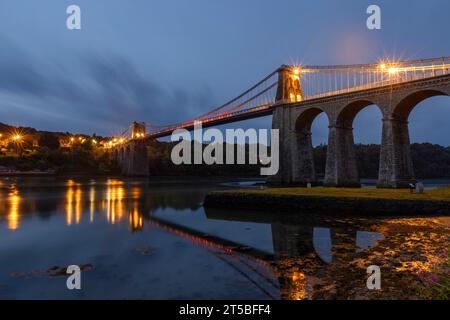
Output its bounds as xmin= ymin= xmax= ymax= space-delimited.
xmin=0 ymin=36 xmax=215 ymax=135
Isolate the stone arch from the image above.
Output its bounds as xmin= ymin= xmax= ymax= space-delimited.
xmin=336 ymin=99 xmax=383 ymax=128
xmin=325 ymin=100 xmax=383 ymax=187
xmin=393 ymin=89 xmax=449 ymax=121
xmin=290 ymin=107 xmax=329 ymax=185
xmin=295 ymin=107 xmax=328 ymax=134
xmin=378 ymin=88 xmax=450 ymax=188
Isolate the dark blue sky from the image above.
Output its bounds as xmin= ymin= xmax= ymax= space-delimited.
xmin=0 ymin=0 xmax=449 ymax=145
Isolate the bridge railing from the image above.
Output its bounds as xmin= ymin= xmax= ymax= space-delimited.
xmin=300 ymin=57 xmax=450 ymax=100
xmin=144 ymin=71 xmax=279 ymax=136
xmin=131 ymin=57 xmax=450 ymax=139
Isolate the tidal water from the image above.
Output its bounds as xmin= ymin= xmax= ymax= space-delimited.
xmin=0 ymin=177 xmax=448 ymax=300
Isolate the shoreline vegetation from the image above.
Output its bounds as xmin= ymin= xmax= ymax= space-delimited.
xmin=204 ymin=187 xmax=450 ymax=215
xmin=416 ymin=251 xmax=450 ymax=300
xmin=1 ymin=123 xmax=450 ymax=179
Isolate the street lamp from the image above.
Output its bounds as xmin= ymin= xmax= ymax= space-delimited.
xmin=12 ymin=134 xmax=22 ymax=142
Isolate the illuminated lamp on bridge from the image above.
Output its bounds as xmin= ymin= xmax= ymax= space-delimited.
xmin=378 ymin=61 xmax=399 ymax=75
xmin=289 ymin=67 xmax=303 ymax=103
xmin=388 ymin=67 xmax=399 ymax=74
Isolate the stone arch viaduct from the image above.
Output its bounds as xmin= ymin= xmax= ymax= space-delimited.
xmin=114 ymin=59 xmax=450 ymax=188
xmin=273 ymin=74 xmax=450 ymax=187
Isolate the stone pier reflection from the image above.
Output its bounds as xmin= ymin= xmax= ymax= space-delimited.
xmin=204 ymin=208 xmax=388 ymax=299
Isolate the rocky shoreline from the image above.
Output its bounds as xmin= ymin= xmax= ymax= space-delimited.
xmin=204 ymin=191 xmax=450 ymax=215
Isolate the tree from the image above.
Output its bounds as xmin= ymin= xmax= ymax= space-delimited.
xmin=38 ymin=133 xmax=60 ymax=150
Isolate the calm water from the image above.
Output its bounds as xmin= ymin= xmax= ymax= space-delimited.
xmin=0 ymin=177 xmax=448 ymax=300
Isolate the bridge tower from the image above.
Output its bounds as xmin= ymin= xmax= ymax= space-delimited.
xmin=275 ymin=65 xmax=304 ymax=103
xmin=272 ymin=66 xmax=311 ymax=185
xmin=130 ymin=121 xmax=146 ymax=139
xmin=115 ymin=121 xmax=149 ymax=177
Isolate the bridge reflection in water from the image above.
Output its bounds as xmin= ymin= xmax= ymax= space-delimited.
xmin=204 ymin=208 xmax=388 ymax=299
xmin=0 ymin=179 xmax=448 ymax=299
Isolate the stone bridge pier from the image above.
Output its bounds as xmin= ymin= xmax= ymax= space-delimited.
xmin=114 ymin=121 xmax=150 ymax=177
xmin=115 ymin=140 xmax=149 ymax=177
xmin=272 ymin=67 xmax=450 ymax=188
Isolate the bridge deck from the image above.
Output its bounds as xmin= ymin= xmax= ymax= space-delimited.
xmin=145 ymin=73 xmax=450 ymax=140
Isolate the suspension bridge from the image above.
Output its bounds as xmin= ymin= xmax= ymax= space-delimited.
xmin=114 ymin=56 xmax=450 ymax=188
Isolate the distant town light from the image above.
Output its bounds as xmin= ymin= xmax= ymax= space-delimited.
xmin=379 ymin=63 xmax=386 ymax=70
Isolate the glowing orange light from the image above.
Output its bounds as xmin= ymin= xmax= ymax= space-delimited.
xmin=7 ymin=190 xmax=21 ymax=230
xmin=388 ymin=67 xmax=399 ymax=74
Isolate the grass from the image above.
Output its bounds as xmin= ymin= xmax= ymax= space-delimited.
xmin=417 ymin=251 xmax=450 ymax=300
xmin=218 ymin=187 xmax=450 ymax=202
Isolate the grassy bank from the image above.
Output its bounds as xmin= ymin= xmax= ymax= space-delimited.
xmin=204 ymin=187 xmax=450 ymax=215
xmin=220 ymin=187 xmax=450 ymax=202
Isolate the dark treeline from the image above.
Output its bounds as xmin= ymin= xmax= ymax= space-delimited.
xmin=148 ymin=141 xmax=450 ymax=179
xmin=147 ymin=140 xmax=262 ymax=177
xmin=1 ymin=118 xmax=449 ymax=179
xmin=0 ymin=142 xmax=119 ymax=174
xmin=0 ymin=122 xmax=116 ymax=174
xmin=313 ymin=143 xmax=450 ymax=179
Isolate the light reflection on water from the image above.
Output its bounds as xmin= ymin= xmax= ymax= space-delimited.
xmin=0 ymin=177 xmax=448 ymax=300
xmin=60 ymin=179 xmax=143 ymax=231
xmin=6 ymin=186 xmax=21 ymax=231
